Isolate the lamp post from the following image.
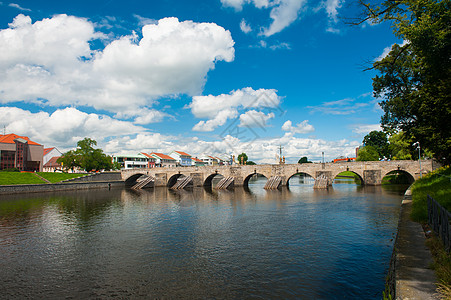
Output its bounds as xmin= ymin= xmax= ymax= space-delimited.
xmin=413 ymin=142 xmax=421 ymax=178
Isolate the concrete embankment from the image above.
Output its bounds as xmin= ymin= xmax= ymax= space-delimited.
xmin=386 ymin=187 xmax=438 ymax=299
xmin=0 ymin=172 xmax=124 ymax=195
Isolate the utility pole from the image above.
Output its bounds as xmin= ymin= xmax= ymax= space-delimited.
xmin=413 ymin=142 xmax=421 ymax=178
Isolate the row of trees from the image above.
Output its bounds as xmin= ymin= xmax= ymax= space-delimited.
xmin=57 ymin=138 xmax=118 ymax=172
xmin=357 ymin=130 xmax=430 ymax=161
xmin=353 ymin=0 xmax=450 ymax=164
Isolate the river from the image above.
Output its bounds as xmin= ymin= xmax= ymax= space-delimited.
xmin=0 ymin=176 xmax=407 ymax=299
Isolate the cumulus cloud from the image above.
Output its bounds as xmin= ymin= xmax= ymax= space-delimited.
xmin=262 ymin=0 xmax=306 ymax=37
xmin=190 ymin=87 xmax=282 ymax=131
xmin=0 ymin=106 xmax=144 ymax=150
xmin=239 ymin=110 xmax=274 ymax=127
xmin=281 ymin=120 xmax=314 ymax=134
xmin=0 ymin=15 xmax=235 ymax=112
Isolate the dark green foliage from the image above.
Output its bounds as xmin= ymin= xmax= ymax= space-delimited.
xmin=246 ymin=161 xmax=256 ymax=165
xmin=356 ymin=145 xmax=380 ymax=161
xmin=298 ymin=156 xmax=312 ymax=164
xmin=237 ymin=153 xmax=248 ymax=165
xmin=363 ymin=131 xmax=389 ymax=159
xmin=58 ymin=138 xmax=114 ymax=172
xmin=357 ymin=0 xmax=451 ymax=164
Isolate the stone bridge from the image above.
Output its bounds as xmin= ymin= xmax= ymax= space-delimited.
xmin=121 ymin=160 xmax=435 ymax=189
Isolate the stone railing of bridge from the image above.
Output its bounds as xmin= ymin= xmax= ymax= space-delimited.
xmin=121 ymin=160 xmax=435 ymax=189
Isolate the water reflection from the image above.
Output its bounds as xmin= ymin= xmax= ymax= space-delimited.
xmin=0 ymin=180 xmax=406 ymax=299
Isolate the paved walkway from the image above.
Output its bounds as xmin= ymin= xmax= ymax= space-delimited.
xmin=396 ymin=194 xmax=438 ymax=299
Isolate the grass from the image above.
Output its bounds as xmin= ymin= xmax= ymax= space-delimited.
xmin=0 ymin=171 xmax=86 ymax=185
xmin=410 ymin=165 xmax=451 ymax=299
xmin=335 ymin=171 xmax=362 ymax=184
xmin=37 ymin=172 xmax=85 ymax=183
xmin=411 ymin=166 xmax=451 ymax=222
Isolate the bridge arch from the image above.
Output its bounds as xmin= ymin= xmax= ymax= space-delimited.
xmin=203 ymin=173 xmax=225 ymax=188
xmin=243 ymin=172 xmax=268 ymax=188
xmin=382 ymin=169 xmax=415 ymax=184
xmin=286 ymin=172 xmax=315 ymax=187
xmin=332 ymin=171 xmax=364 ymax=185
xmin=124 ymin=173 xmax=147 ymax=187
xmin=167 ymin=173 xmax=188 ymax=188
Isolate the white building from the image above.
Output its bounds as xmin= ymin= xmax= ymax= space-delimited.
xmin=112 ymin=153 xmax=148 ymax=169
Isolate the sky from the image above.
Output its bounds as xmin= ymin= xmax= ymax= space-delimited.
xmin=0 ymin=0 xmax=401 ymax=163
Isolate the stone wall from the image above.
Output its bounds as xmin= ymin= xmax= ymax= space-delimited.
xmin=0 ymin=181 xmax=124 ymax=195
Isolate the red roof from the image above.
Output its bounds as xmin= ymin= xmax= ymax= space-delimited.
xmin=192 ymin=157 xmax=204 ymax=162
xmin=150 ymin=152 xmax=176 ymax=160
xmin=43 ymin=147 xmax=54 ymax=156
xmin=43 ymin=156 xmax=61 ymax=168
xmin=175 ymin=151 xmax=191 ymax=157
xmin=0 ymin=133 xmax=41 ymax=145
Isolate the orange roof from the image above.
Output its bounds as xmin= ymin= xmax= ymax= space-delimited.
xmin=43 ymin=147 xmax=54 ymax=156
xmin=0 ymin=133 xmax=41 ymax=145
xmin=175 ymin=151 xmax=191 ymax=157
xmin=150 ymin=152 xmax=176 ymax=160
xmin=192 ymin=157 xmax=204 ymax=162
xmin=43 ymin=156 xmax=61 ymax=167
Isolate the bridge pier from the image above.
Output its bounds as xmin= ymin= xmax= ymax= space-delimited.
xmin=155 ymin=173 xmax=168 ymax=187
xmin=363 ymin=170 xmax=382 ymax=185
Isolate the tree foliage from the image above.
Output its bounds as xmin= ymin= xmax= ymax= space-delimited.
xmin=237 ymin=153 xmax=248 ymax=165
xmin=58 ymin=138 xmax=114 ymax=172
xmin=298 ymin=156 xmax=312 ymax=164
xmin=389 ymin=131 xmax=413 ymax=160
xmin=363 ymin=131 xmax=389 ymax=159
xmin=357 ymin=145 xmax=380 ymax=161
xmin=355 ymin=0 xmax=451 ymax=164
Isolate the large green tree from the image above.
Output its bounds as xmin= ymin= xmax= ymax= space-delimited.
xmin=357 ymin=145 xmax=380 ymax=161
xmin=58 ymin=138 xmax=114 ymax=172
xmin=355 ymin=0 xmax=451 ymax=164
xmin=363 ymin=131 xmax=389 ymax=159
xmin=237 ymin=153 xmax=248 ymax=165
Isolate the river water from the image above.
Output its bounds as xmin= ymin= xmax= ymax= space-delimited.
xmin=0 ymin=177 xmax=406 ymax=299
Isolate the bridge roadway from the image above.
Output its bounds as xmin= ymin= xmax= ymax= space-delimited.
xmin=121 ymin=160 xmax=434 ymax=188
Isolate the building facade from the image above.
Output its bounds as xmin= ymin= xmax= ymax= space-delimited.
xmin=112 ymin=154 xmax=149 ymax=170
xmin=150 ymin=153 xmax=177 ymax=168
xmin=169 ymin=151 xmax=192 ymax=167
xmin=0 ymin=134 xmax=43 ymax=171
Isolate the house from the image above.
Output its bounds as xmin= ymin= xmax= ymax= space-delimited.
xmin=150 ymin=153 xmax=177 ymax=168
xmin=169 ymin=151 xmax=192 ymax=167
xmin=43 ymin=156 xmax=62 ymax=172
xmin=140 ymin=152 xmax=157 ymax=168
xmin=200 ymin=155 xmax=219 ymax=166
xmin=0 ymin=133 xmax=43 ymax=171
xmin=112 ymin=153 xmax=149 ymax=169
xmin=43 ymin=147 xmax=62 ymax=166
xmin=191 ymin=157 xmax=206 ymax=167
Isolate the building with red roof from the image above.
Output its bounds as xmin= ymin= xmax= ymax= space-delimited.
xmin=0 ymin=133 xmax=43 ymax=171
xmin=149 ymin=152 xmax=177 ymax=168
xmin=169 ymin=151 xmax=192 ymax=167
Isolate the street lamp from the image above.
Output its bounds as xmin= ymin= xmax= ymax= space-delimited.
xmin=413 ymin=142 xmax=421 ymax=178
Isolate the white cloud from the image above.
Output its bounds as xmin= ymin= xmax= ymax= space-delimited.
xmin=308 ymin=98 xmax=369 ymax=115
xmin=221 ymin=0 xmax=270 ymax=11
xmin=281 ymin=120 xmax=315 ymax=134
xmin=114 ymin=108 xmax=170 ymax=124
xmin=240 ymin=19 xmax=252 ymax=33
xmin=189 ymin=87 xmax=282 ymax=131
xmin=350 ymin=124 xmax=382 ymax=135
xmin=0 ymin=106 xmax=145 ymax=150
xmin=239 ymin=110 xmax=274 ymax=127
xmin=0 ymin=15 xmax=235 ymax=112
xmin=8 ymin=3 xmax=31 ymax=11
xmin=192 ymin=109 xmax=238 ymax=132
xmin=262 ymin=0 xmax=306 ymax=37
xmin=323 ymin=0 xmax=342 ymax=23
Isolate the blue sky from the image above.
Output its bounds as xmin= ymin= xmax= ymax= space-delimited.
xmin=0 ymin=0 xmax=400 ymax=163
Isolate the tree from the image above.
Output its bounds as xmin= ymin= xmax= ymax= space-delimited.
xmin=388 ymin=131 xmax=413 ymax=160
xmin=237 ymin=153 xmax=248 ymax=165
xmin=357 ymin=145 xmax=380 ymax=161
xmin=246 ymin=161 xmax=256 ymax=165
xmin=363 ymin=131 xmax=388 ymax=159
xmin=58 ymin=138 xmax=114 ymax=172
xmin=298 ymin=157 xmax=312 ymax=164
xmin=354 ymin=0 xmax=451 ymax=164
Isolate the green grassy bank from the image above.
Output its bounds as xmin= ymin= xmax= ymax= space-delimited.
xmin=0 ymin=171 xmax=86 ymax=185
xmin=410 ymin=166 xmax=451 ymax=299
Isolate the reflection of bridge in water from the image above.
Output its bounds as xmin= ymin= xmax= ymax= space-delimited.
xmin=121 ymin=160 xmax=435 ymax=190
